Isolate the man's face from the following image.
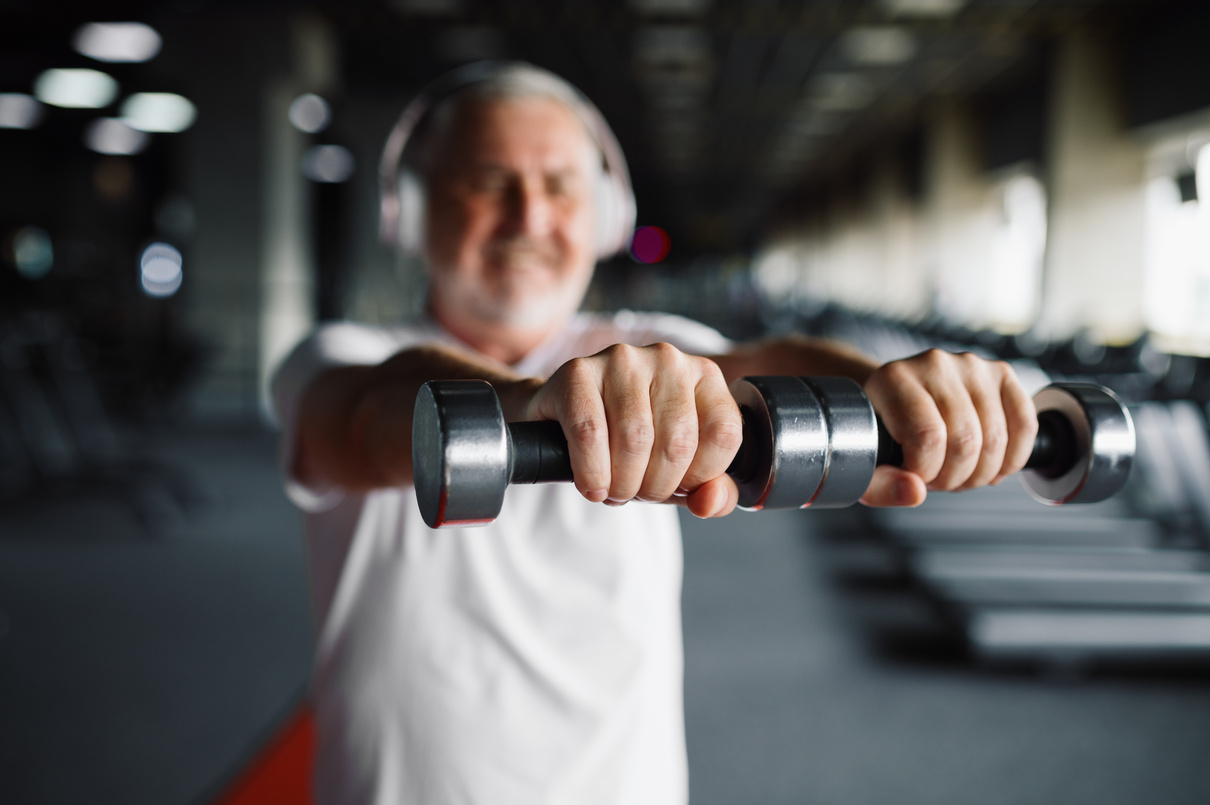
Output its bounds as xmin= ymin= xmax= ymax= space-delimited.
xmin=424 ymin=96 xmax=599 ymax=336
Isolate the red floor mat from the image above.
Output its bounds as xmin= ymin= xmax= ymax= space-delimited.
xmin=212 ymin=704 xmax=315 ymax=805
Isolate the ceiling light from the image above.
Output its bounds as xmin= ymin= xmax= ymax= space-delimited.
xmin=0 ymin=94 xmax=45 ymax=129
xmin=85 ymin=118 xmax=150 ymax=155
xmin=120 ymin=93 xmax=196 ymax=132
xmin=73 ymin=22 xmax=162 ymax=63
xmin=880 ymin=0 xmax=968 ymax=17
xmin=288 ymin=93 xmax=331 ymax=133
xmin=840 ymin=27 xmax=917 ymax=65
xmin=140 ymin=242 xmax=183 ymax=297
xmin=34 ymin=68 xmax=118 ymax=109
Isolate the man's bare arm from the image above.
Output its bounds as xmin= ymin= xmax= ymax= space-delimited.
xmin=708 ymin=334 xmax=881 ymax=385
xmin=293 ymin=343 xmax=542 ymax=492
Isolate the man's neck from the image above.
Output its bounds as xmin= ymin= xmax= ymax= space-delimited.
xmin=431 ymin=308 xmax=570 ymax=367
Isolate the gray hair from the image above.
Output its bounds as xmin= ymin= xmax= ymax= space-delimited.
xmin=410 ymin=63 xmax=604 ymax=180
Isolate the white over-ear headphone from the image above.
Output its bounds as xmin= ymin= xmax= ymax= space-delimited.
xmin=377 ymin=61 xmax=637 ymax=261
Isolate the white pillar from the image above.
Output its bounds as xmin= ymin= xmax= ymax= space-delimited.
xmin=922 ymin=102 xmax=1001 ymax=328
xmin=1041 ymin=27 xmax=1148 ymax=344
xmin=183 ymin=12 xmax=334 ymax=419
xmin=259 ymin=14 xmax=338 ymax=417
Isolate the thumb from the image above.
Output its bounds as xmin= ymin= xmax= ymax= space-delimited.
xmin=860 ymin=466 xmax=928 ymax=508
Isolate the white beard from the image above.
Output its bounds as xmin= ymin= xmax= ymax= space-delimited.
xmin=433 ymin=241 xmax=594 ymax=331
xmin=447 ymin=267 xmax=590 ymax=330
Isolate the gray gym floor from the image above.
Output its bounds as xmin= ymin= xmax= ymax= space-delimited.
xmin=2 ymin=421 xmax=1209 ymax=804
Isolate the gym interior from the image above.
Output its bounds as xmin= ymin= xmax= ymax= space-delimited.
xmin=3 ymin=0 xmax=1210 ymax=802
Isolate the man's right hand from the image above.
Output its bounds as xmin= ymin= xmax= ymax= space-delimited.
xmin=515 ymin=343 xmax=744 ymax=519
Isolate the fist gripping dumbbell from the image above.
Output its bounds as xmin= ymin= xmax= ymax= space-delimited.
xmin=412 ymin=377 xmax=1135 ymax=529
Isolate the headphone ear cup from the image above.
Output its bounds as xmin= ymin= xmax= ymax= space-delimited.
xmin=594 ymin=170 xmax=617 ymax=259
xmin=594 ymin=169 xmax=634 ymax=259
xmin=397 ymin=169 xmax=426 ymax=256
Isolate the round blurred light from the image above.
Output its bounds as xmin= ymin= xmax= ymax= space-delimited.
xmin=140 ymin=242 xmax=183 ymax=297
xmin=85 ymin=118 xmax=150 ymax=155
xmin=12 ymin=226 xmax=54 ymax=279
xmin=73 ymin=22 xmax=162 ymax=63
xmin=0 ymin=94 xmax=45 ymax=129
xmin=34 ymin=68 xmax=118 ymax=109
xmin=630 ymin=225 xmax=671 ymax=264
xmin=288 ymin=93 xmax=331 ymax=133
xmin=120 ymin=92 xmax=196 ymax=133
xmin=302 ymin=144 xmax=355 ymax=183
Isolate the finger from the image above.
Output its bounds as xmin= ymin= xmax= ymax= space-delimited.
xmin=955 ymin=358 xmax=1009 ymax=491
xmin=602 ymin=364 xmax=655 ymax=504
xmin=867 ymin=364 xmax=947 ymax=484
xmin=994 ymin=369 xmax=1038 ymax=483
xmin=920 ymin=357 xmax=984 ymax=491
xmin=860 ymin=466 xmax=928 ymax=507
xmin=537 ymin=359 xmax=611 ymax=503
xmin=674 ymin=364 xmax=743 ymax=496
xmin=637 ymin=361 xmax=700 ymax=503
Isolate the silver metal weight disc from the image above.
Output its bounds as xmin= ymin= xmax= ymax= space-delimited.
xmin=1020 ymin=383 xmax=1135 ymax=505
xmin=728 ymin=376 xmax=829 ymax=510
xmin=413 ymin=380 xmax=510 ymax=528
xmin=800 ymin=377 xmax=879 ymax=508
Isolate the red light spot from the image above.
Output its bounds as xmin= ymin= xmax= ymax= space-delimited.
xmin=630 ymin=225 xmax=671 ymax=264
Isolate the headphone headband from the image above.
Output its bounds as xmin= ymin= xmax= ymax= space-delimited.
xmin=377 ymin=61 xmax=636 ymax=259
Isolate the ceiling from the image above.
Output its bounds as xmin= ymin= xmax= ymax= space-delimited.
xmin=0 ymin=0 xmax=1170 ymax=259
xmin=325 ymin=0 xmax=1164 ymax=255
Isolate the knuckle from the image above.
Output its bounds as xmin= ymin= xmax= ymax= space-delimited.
xmin=565 ymin=417 xmax=606 ymax=448
xmin=703 ymin=415 xmax=743 ymax=454
xmin=921 ymin=347 xmax=949 ymax=367
xmin=560 ymin=357 xmax=594 ymax=386
xmin=880 ymin=359 xmax=910 ymax=380
xmin=616 ymin=419 xmax=655 ymax=456
xmin=948 ymin=427 xmax=982 ymax=460
xmin=910 ymin=422 xmax=947 ymax=457
xmin=602 ymin=342 xmax=637 ymax=366
xmin=649 ymin=341 xmax=680 ymax=359
xmin=982 ymin=423 xmax=1007 ymax=454
xmin=661 ymin=427 xmax=698 ymax=465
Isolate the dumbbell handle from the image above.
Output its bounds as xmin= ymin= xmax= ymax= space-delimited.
xmin=505 ymin=403 xmax=1078 ymax=488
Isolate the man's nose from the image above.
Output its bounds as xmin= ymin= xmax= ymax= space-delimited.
xmin=504 ymin=181 xmax=553 ymax=237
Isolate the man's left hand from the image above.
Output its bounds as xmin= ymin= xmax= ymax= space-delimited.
xmin=860 ymin=349 xmax=1038 ymax=507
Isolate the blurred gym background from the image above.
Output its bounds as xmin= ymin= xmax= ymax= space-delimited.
xmin=3 ymin=0 xmax=1210 ymax=803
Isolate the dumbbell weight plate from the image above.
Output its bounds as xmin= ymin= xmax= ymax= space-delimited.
xmin=413 ymin=380 xmax=509 ymax=528
xmin=728 ymin=376 xmax=829 ymax=510
xmin=1020 ymin=383 xmax=1134 ymax=505
xmin=728 ymin=376 xmax=879 ymax=510
xmin=799 ymin=377 xmax=880 ymax=508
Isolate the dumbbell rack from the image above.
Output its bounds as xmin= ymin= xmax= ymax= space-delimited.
xmin=823 ymin=396 xmax=1210 ymax=671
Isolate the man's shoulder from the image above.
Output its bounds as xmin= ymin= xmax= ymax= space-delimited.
xmin=295 ymin=319 xmax=441 ymax=358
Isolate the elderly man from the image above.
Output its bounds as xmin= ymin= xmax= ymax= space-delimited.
xmin=273 ymin=62 xmax=1036 ymax=804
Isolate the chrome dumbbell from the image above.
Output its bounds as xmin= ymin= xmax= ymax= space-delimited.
xmin=412 ymin=377 xmax=1135 ymax=528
